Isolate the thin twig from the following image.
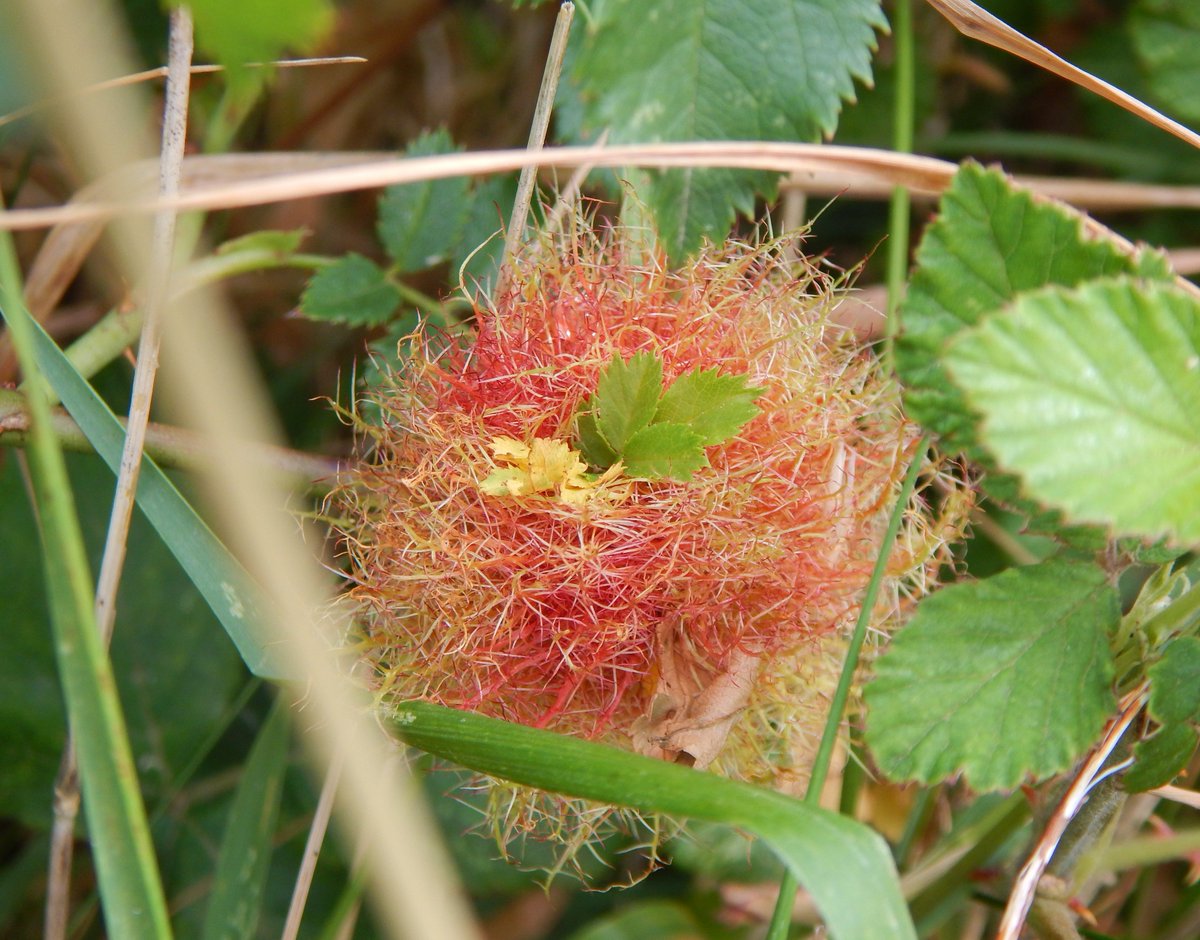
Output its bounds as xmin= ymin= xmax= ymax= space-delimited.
xmin=926 ymin=0 xmax=1200 ymax=151
xmin=281 ymin=754 xmax=344 ymax=940
xmin=95 ymin=2 xmax=192 ymax=643
xmin=0 ymin=390 xmax=343 ymax=486
xmin=997 ymin=686 xmax=1148 ymax=940
xmin=496 ymin=1 xmax=575 ymax=294
xmin=43 ymin=14 xmax=192 ymax=938
xmin=0 ymin=56 xmax=366 ymax=130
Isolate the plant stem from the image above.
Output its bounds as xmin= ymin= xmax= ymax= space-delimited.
xmin=765 ymin=432 xmax=932 ymax=940
xmin=497 ymin=1 xmax=575 ymax=293
xmin=884 ymin=0 xmax=915 ymax=368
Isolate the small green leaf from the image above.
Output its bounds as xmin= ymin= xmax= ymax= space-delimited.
xmin=621 ymin=423 xmax=707 ymax=480
xmin=300 ymin=253 xmax=402 ymax=326
xmin=654 ymin=366 xmax=763 ymax=445
xmin=1147 ymin=637 xmax=1200 ymax=726
xmin=1124 ymin=722 xmax=1198 ymax=792
xmin=576 ymin=403 xmax=619 ymax=469
xmin=946 ymin=278 xmax=1200 ymax=546
xmin=215 ymin=228 xmax=307 ymax=257
xmin=378 ymin=129 xmax=471 ymax=273
xmin=594 ymin=351 xmax=664 ymax=453
xmin=179 ymin=0 xmax=333 ymax=70
xmin=897 ymin=162 xmax=1172 ymax=458
xmin=865 ymin=560 xmax=1118 ymax=791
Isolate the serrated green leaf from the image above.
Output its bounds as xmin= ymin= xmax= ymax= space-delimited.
xmin=946 ymin=278 xmax=1200 ymax=546
xmin=897 ymin=162 xmax=1173 ymax=459
xmin=576 ymin=403 xmax=620 ymax=469
xmin=299 ymin=253 xmax=402 ymax=326
xmin=215 ymin=228 xmax=307 ymax=257
xmin=622 ymin=423 xmax=707 ymax=480
xmin=378 ymin=129 xmax=472 ymax=272
xmin=1131 ymin=0 xmax=1200 ymax=125
xmin=1147 ymin=637 xmax=1200 ymax=725
xmin=391 ymin=700 xmax=918 ymax=940
xmin=654 ymin=365 xmax=762 ymax=445
xmin=865 ymin=560 xmax=1118 ymax=791
xmin=178 ymin=0 xmax=333 ymax=70
xmin=1124 ymin=722 xmax=1198 ymax=792
xmin=569 ymin=0 xmax=885 ymax=259
xmin=595 ymin=351 xmax=663 ymax=452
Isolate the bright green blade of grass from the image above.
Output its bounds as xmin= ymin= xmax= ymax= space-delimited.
xmin=200 ymin=697 xmax=290 ymax=940
xmin=390 ymin=701 xmax=917 ymax=940
xmin=21 ymin=313 xmax=290 ymax=679
xmin=0 ymin=239 xmax=172 ymax=938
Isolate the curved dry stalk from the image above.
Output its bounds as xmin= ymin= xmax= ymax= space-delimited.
xmin=997 ymin=687 xmax=1147 ymax=940
xmin=10 ymin=143 xmax=1200 ymax=235
xmin=0 ymin=143 xmax=966 ymax=230
xmin=927 ymin=0 xmax=1200 ymax=151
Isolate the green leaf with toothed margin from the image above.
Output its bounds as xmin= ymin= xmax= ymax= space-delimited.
xmin=594 ymin=350 xmax=663 ymax=453
xmin=865 ymin=559 xmax=1118 ymax=791
xmin=299 ymin=253 xmax=402 ymax=327
xmin=897 ymin=162 xmax=1172 ymax=460
xmin=654 ymin=365 xmax=763 ymax=445
xmin=390 ymin=700 xmax=917 ymax=940
xmin=568 ymin=0 xmax=886 ymax=260
xmin=622 ymin=423 xmax=708 ymax=480
xmin=945 ymin=278 xmax=1200 ymax=546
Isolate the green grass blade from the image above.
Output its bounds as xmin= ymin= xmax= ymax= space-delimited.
xmin=201 ymin=698 xmax=290 ymax=940
xmin=0 ymin=239 xmax=172 ymax=938
xmin=390 ymin=701 xmax=917 ymax=940
xmin=22 ymin=313 xmax=290 ymax=679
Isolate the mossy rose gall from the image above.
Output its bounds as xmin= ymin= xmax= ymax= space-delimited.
xmin=332 ymin=226 xmax=969 ymax=792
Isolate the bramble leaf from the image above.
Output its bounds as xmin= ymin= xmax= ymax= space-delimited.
xmin=621 ymin=424 xmax=707 ymax=481
xmin=946 ymin=278 xmax=1200 ymax=546
xmin=1147 ymin=637 xmax=1200 ymax=726
xmin=299 ymin=253 xmax=401 ymax=326
xmin=1124 ymin=637 xmax=1200 ymax=791
xmin=594 ymin=351 xmax=663 ymax=453
xmin=1124 ymin=722 xmax=1198 ymax=792
xmin=897 ymin=162 xmax=1172 ymax=459
xmin=378 ymin=129 xmax=471 ymax=273
xmin=654 ymin=366 xmax=763 ymax=445
xmin=568 ymin=0 xmax=885 ymax=259
xmin=865 ymin=560 xmax=1118 ymax=791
